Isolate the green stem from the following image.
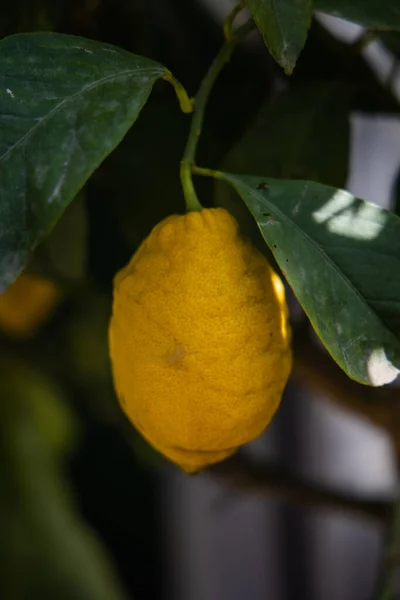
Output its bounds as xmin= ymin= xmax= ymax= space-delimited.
xmin=180 ymin=18 xmax=255 ymax=212
xmin=163 ymin=72 xmax=193 ymax=114
xmin=224 ymin=2 xmax=246 ymax=41
xmin=180 ymin=162 xmax=202 ymax=211
xmin=192 ymin=165 xmax=221 ymax=179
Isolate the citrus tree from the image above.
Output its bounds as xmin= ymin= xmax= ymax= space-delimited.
xmin=1 ymin=1 xmax=400 ymax=598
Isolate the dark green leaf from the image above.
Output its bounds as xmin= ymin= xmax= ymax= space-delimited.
xmin=215 ymin=82 xmax=350 ymax=247
xmin=0 ymin=32 xmax=168 ymax=292
xmin=219 ymin=82 xmax=350 ymax=188
xmin=315 ymin=0 xmax=400 ymax=29
xmin=245 ymin=0 xmax=312 ymax=73
xmin=219 ymin=172 xmax=400 ymax=386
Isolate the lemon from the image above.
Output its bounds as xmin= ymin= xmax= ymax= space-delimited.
xmin=0 ymin=273 xmax=60 ymax=338
xmin=109 ymin=208 xmax=291 ymax=472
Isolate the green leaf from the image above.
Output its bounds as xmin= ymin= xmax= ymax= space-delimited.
xmin=219 ymin=172 xmax=400 ymax=386
xmin=245 ymin=0 xmax=312 ymax=74
xmin=0 ymin=32 xmax=169 ymax=292
xmin=315 ymin=0 xmax=400 ymax=29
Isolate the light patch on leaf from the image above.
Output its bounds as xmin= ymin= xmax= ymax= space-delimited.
xmin=48 ymin=173 xmax=66 ymax=204
xmin=367 ymin=348 xmax=399 ymax=386
xmin=312 ymin=189 xmax=353 ymax=223
xmin=72 ymin=46 xmax=93 ymax=54
xmin=218 ymin=172 xmax=400 ymax=385
xmin=312 ymin=190 xmax=385 ymax=240
xmin=35 ymin=163 xmax=50 ymax=188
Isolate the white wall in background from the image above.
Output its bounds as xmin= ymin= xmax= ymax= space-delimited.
xmin=165 ymin=462 xmax=282 ymax=600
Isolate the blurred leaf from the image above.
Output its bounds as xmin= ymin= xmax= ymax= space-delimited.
xmin=315 ymin=0 xmax=400 ymax=29
xmin=2 ymin=363 xmax=76 ymax=456
xmin=219 ymin=172 xmax=400 ymax=386
xmin=245 ymin=0 xmax=312 ymax=74
xmin=220 ymin=82 xmax=350 ymax=187
xmin=216 ymin=82 xmax=350 ymax=243
xmin=0 ymin=363 xmax=127 ymax=600
xmin=64 ymin=289 xmax=120 ymax=423
xmin=67 ymin=292 xmax=111 ymax=386
xmin=99 ymin=94 xmax=188 ymax=249
xmin=30 ymin=192 xmax=88 ymax=284
xmin=44 ymin=193 xmax=88 ymax=282
xmin=0 ymin=32 xmax=169 ymax=292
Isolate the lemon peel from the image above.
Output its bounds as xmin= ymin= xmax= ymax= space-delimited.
xmin=109 ymin=208 xmax=292 ymax=472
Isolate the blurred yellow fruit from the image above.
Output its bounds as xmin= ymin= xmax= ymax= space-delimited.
xmin=109 ymin=208 xmax=291 ymax=472
xmin=0 ymin=273 xmax=60 ymax=338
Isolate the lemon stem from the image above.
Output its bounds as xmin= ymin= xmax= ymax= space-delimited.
xmin=180 ymin=15 xmax=255 ymax=212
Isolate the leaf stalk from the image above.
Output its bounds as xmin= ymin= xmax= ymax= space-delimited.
xmin=180 ymin=16 xmax=255 ymax=212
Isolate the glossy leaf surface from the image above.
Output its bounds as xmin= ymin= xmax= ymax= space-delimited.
xmin=0 ymin=33 xmax=168 ymax=291
xmin=219 ymin=172 xmax=400 ymax=386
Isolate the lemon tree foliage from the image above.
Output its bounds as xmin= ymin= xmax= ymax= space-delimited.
xmin=219 ymin=82 xmax=350 ymax=189
xmin=215 ymin=82 xmax=351 ymax=254
xmin=246 ymin=0 xmax=400 ymax=74
xmin=0 ymin=365 xmax=128 ymax=600
xmin=245 ymin=0 xmax=312 ymax=74
xmin=315 ymin=0 xmax=400 ymax=29
xmin=219 ymin=173 xmax=400 ymax=386
xmin=0 ymin=33 xmax=168 ymax=292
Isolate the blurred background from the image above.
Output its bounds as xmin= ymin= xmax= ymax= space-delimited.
xmin=1 ymin=1 xmax=400 ymax=599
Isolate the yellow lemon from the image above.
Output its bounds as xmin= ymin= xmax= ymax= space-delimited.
xmin=0 ymin=273 xmax=60 ymax=338
xmin=109 ymin=208 xmax=291 ymax=472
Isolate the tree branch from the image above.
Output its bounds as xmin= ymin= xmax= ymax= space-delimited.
xmin=209 ymin=454 xmax=393 ymax=523
xmin=292 ymin=334 xmax=400 ymax=451
xmin=304 ymin=19 xmax=400 ymax=114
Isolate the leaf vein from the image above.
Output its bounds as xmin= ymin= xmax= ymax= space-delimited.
xmin=0 ymin=66 xmax=163 ymax=164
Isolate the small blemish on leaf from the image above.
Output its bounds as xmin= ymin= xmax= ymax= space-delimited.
xmin=256 ymin=182 xmax=268 ymax=190
xmin=72 ymin=46 xmax=93 ymax=54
